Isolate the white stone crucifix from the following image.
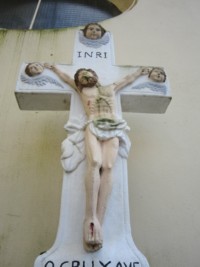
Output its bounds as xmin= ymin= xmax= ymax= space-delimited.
xmin=16 ymin=24 xmax=171 ymax=267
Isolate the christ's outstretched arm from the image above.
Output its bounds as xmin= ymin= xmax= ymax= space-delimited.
xmin=44 ymin=63 xmax=77 ymax=91
xmin=113 ymin=67 xmax=150 ymax=92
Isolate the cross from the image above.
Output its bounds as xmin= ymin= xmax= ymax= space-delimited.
xmin=16 ymin=24 xmax=171 ymax=267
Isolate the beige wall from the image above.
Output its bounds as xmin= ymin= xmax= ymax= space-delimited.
xmin=0 ymin=0 xmax=200 ymax=266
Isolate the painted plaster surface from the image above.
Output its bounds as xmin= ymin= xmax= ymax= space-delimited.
xmin=1 ymin=1 xmax=200 ymax=267
xmin=34 ymin=93 xmax=149 ymax=267
xmin=32 ymin=27 xmax=151 ymax=266
xmin=15 ymin=29 xmax=171 ymax=113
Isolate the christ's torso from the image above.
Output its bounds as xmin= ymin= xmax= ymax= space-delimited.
xmin=80 ymin=85 xmax=117 ymax=120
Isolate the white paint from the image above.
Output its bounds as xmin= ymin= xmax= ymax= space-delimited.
xmin=15 ymin=31 xmax=171 ymax=113
xmin=33 ymin=29 xmax=153 ymax=267
xmin=34 ymin=92 xmax=149 ymax=267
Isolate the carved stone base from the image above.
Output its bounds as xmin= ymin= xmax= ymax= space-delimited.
xmin=34 ymin=157 xmax=149 ymax=267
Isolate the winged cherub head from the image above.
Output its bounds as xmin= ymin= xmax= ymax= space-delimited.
xmin=82 ymin=23 xmax=106 ymax=40
xmin=25 ymin=62 xmax=44 ymax=77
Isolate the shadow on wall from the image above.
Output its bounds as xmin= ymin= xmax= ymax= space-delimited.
xmin=0 ymin=0 xmax=132 ymax=30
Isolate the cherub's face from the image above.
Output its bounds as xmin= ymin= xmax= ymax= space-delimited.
xmin=78 ymin=70 xmax=98 ymax=87
xmin=85 ymin=24 xmax=102 ymax=40
xmin=28 ymin=63 xmax=44 ymax=76
xmin=149 ymin=68 xmax=166 ymax=83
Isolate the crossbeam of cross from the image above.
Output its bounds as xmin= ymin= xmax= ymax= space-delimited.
xmin=16 ymin=30 xmax=171 ymax=113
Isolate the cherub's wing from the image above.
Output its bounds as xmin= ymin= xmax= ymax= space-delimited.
xmin=20 ymin=74 xmax=64 ymax=88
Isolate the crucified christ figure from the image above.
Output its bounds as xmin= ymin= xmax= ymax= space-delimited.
xmin=44 ymin=63 xmax=150 ymax=252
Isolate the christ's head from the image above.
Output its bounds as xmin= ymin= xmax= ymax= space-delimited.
xmin=82 ymin=23 xmax=106 ymax=40
xmin=74 ymin=68 xmax=99 ymax=90
xmin=148 ymin=68 xmax=166 ymax=83
xmin=25 ymin=62 xmax=44 ymax=77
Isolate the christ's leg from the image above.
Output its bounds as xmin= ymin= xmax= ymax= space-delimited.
xmin=97 ymin=137 xmax=119 ymax=225
xmin=83 ymin=126 xmax=103 ymax=252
